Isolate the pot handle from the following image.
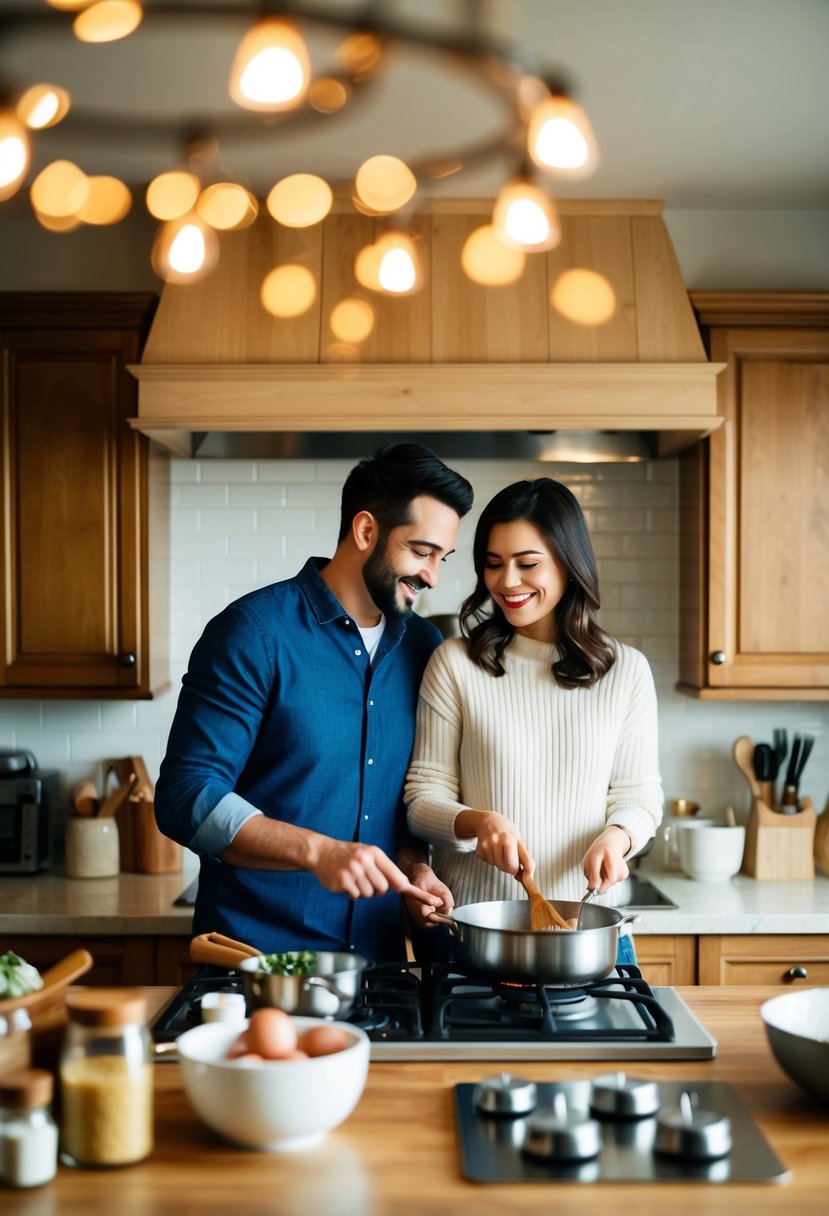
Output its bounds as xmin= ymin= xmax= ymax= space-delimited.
xmin=424 ymin=911 xmax=460 ymax=936
xmin=303 ymin=976 xmax=352 ymax=1001
xmin=616 ymin=913 xmax=640 ymax=936
xmin=190 ymin=931 xmax=262 ymax=969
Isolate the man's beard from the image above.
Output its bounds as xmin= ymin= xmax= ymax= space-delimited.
xmin=362 ymin=540 xmax=425 ymax=622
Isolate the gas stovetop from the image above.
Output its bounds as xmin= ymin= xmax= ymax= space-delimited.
xmin=151 ymin=963 xmax=717 ymax=1062
xmin=455 ymin=1078 xmax=789 ymax=1184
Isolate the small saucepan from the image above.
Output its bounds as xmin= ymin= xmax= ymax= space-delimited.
xmin=428 ymin=900 xmax=639 ymax=986
xmin=189 ymin=932 xmax=368 ymax=1019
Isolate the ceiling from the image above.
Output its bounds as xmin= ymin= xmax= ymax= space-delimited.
xmin=2 ymin=0 xmax=829 ymax=212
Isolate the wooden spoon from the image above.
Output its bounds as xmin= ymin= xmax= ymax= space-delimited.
xmin=732 ymin=735 xmax=761 ymax=799
xmin=519 ymin=871 xmax=572 ymax=931
xmin=190 ymin=931 xmax=264 ymax=969
xmin=71 ymin=779 xmax=99 ymax=817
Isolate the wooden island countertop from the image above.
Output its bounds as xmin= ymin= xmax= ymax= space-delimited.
xmin=3 ymin=987 xmax=827 ymax=1216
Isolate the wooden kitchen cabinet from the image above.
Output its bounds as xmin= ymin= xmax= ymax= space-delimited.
xmin=698 ymin=934 xmax=829 ymax=986
xmin=679 ymin=292 xmax=829 ymax=698
xmin=635 ymin=935 xmax=696 ymax=986
xmin=0 ymin=292 xmax=168 ymax=698
xmin=2 ymin=933 xmax=195 ymax=987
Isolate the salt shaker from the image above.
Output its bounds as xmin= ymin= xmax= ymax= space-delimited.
xmin=59 ymin=988 xmax=154 ymax=1167
xmin=0 ymin=1069 xmax=59 ymax=1188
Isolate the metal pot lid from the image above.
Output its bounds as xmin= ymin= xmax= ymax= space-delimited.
xmin=589 ymin=1070 xmax=661 ymax=1119
xmin=655 ymin=1091 xmax=732 ymax=1160
xmin=522 ymin=1092 xmax=602 ymax=1161
xmin=473 ymin=1072 xmax=538 ymax=1116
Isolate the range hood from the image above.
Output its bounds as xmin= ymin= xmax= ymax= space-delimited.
xmin=129 ymin=200 xmax=723 ymax=461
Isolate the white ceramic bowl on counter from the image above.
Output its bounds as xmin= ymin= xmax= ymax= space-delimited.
xmin=677 ymin=823 xmax=746 ymax=881
xmin=176 ymin=1016 xmax=370 ymax=1151
xmin=760 ymin=988 xmax=829 ymax=1104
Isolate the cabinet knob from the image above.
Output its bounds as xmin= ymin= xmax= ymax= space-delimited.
xmin=118 ymin=651 xmax=137 ymax=669
xmin=709 ymin=650 xmax=727 ymax=666
xmin=783 ymin=965 xmax=808 ymax=982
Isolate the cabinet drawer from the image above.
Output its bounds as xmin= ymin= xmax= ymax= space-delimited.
xmin=636 ymin=935 xmax=696 ymax=986
xmin=698 ymin=934 xmax=829 ymax=986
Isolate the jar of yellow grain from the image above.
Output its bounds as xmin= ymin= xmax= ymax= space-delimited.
xmin=59 ymin=989 xmax=153 ymax=1168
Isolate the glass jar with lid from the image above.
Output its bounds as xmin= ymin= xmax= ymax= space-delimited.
xmin=0 ymin=1068 xmax=59 ymax=1187
xmin=59 ymin=989 xmax=153 ymax=1167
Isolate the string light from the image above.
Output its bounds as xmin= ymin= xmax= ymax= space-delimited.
xmin=2 ymin=4 xmax=602 ymax=309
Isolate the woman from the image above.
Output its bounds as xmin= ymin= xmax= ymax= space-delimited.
xmin=405 ymin=478 xmax=663 ymax=956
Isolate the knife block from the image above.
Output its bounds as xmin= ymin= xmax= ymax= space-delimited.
xmin=116 ymin=796 xmax=182 ymax=874
xmin=741 ymin=796 xmax=816 ymax=881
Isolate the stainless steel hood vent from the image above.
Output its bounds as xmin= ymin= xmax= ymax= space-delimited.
xmin=129 ymin=201 xmax=723 ymax=460
xmin=190 ymin=429 xmax=657 ymax=462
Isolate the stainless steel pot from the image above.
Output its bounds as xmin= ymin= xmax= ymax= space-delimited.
xmin=428 ymin=899 xmax=638 ymax=985
xmin=189 ymin=933 xmax=368 ymax=1018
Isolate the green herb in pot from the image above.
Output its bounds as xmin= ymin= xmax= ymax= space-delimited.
xmin=257 ymin=950 xmax=318 ymax=976
xmin=0 ymin=951 xmax=44 ymax=999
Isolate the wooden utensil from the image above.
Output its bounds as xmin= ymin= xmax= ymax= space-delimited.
xmin=732 ymin=735 xmax=761 ymax=799
xmin=71 ymin=779 xmax=99 ymax=817
xmin=518 ymin=871 xmax=572 ymax=931
xmin=0 ymin=948 xmax=93 ymax=1019
xmin=96 ymin=772 xmax=138 ymax=818
xmin=190 ymin=931 xmax=264 ymax=969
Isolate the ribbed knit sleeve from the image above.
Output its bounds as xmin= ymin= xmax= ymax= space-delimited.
xmin=405 ymin=635 xmax=664 ymax=906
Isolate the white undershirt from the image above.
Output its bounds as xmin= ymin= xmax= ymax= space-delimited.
xmin=357 ymin=617 xmax=387 ymax=663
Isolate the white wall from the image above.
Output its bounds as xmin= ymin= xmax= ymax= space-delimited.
xmin=1 ymin=456 xmax=826 ymax=873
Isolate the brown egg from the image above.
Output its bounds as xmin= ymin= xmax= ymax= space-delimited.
xmin=298 ymin=1024 xmax=350 ymax=1057
xmin=245 ymin=1008 xmax=298 ymax=1059
xmin=225 ymin=1030 xmax=249 ymax=1059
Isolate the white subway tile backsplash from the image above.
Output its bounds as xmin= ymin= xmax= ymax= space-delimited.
xmin=1 ymin=456 xmax=827 ymax=825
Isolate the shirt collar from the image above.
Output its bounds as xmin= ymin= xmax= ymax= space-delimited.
xmin=296 ymin=556 xmax=406 ymax=640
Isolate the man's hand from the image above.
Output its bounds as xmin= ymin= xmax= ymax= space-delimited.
xmin=311 ymin=839 xmax=442 ymax=906
xmin=454 ymin=809 xmax=534 ymax=877
xmin=401 ymin=859 xmax=454 ymax=929
xmin=582 ymin=826 xmax=632 ymax=894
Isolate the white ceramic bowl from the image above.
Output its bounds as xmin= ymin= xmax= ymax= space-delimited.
xmin=760 ymin=988 xmax=829 ymax=1104
xmin=678 ymin=823 xmax=746 ymax=881
xmin=176 ymin=1016 xmax=370 ymax=1151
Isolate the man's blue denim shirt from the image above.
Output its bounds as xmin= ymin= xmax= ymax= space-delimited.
xmin=155 ymin=557 xmax=442 ymax=961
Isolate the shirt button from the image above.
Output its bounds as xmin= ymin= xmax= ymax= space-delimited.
xmin=367 ymin=758 xmax=374 ymax=766
xmin=369 ymin=700 xmax=374 ymax=706
xmin=354 ymin=649 xmax=362 ymax=656
xmin=364 ymin=814 xmax=369 ymax=821
xmin=345 ymin=619 xmax=351 ymax=625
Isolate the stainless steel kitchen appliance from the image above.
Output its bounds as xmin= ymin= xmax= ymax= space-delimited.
xmin=151 ymin=962 xmax=717 ymax=1062
xmin=0 ymin=750 xmax=58 ymax=873
xmin=455 ymin=1076 xmax=789 ymax=1184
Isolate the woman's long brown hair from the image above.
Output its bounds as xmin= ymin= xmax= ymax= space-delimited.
xmin=459 ymin=478 xmax=615 ymax=689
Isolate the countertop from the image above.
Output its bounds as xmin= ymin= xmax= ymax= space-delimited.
xmin=1 ymin=868 xmax=828 ymax=937
xmin=2 ymin=986 xmax=826 ymax=1215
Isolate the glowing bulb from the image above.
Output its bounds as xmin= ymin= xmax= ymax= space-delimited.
xmin=169 ymin=224 xmax=205 ymax=274
xmin=230 ymin=20 xmax=310 ymax=112
xmin=30 ymin=159 xmax=89 ymax=218
xmin=78 ymin=175 xmax=132 ymax=225
xmin=461 ymin=225 xmax=525 ymax=286
xmin=492 ymin=178 xmax=560 ymax=252
xmin=266 ymin=174 xmax=332 ymax=227
xmin=197 ymin=182 xmax=258 ymax=230
xmin=378 ymin=247 xmax=415 ymax=293
xmin=0 ymin=113 xmax=30 ymax=201
xmin=146 ymin=171 xmax=200 ymax=221
xmin=18 ymin=85 xmax=71 ymax=130
xmin=550 ymin=269 xmax=616 ymax=326
xmin=151 ymin=214 xmax=217 ymax=283
xmin=330 ymin=297 xmax=375 ymax=343
xmin=354 ymin=155 xmax=417 ymax=215
xmin=73 ymin=0 xmax=143 ymax=44
xmin=260 ymin=264 xmax=317 ymax=318
xmin=528 ymin=96 xmax=599 ymax=178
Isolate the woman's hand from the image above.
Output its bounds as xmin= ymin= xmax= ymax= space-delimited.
xmin=401 ymin=859 xmax=454 ymax=930
xmin=582 ymin=826 xmax=632 ymax=894
xmin=454 ymin=810 xmax=534 ymax=878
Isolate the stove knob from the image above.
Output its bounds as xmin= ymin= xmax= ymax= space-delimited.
xmin=522 ymin=1092 xmax=602 ymax=1161
xmin=654 ymin=1091 xmax=732 ymax=1160
xmin=589 ymin=1070 xmax=661 ymax=1119
xmin=473 ymin=1072 xmax=537 ymax=1117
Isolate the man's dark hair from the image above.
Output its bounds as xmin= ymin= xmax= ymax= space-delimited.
xmin=337 ymin=442 xmax=473 ymax=541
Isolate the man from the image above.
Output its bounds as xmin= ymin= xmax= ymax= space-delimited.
xmin=155 ymin=443 xmax=473 ymax=961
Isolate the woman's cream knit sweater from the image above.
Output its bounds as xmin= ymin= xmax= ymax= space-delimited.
xmin=405 ymin=634 xmax=664 ymax=906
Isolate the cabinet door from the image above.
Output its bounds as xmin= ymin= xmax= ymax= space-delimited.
xmin=635 ymin=935 xmax=696 ymax=985
xmin=681 ymin=296 xmax=829 ymax=697
xmin=698 ymin=934 xmax=829 ymax=986
xmin=0 ymin=295 xmax=160 ymax=696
